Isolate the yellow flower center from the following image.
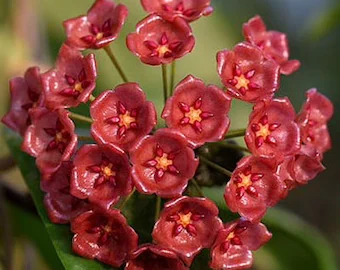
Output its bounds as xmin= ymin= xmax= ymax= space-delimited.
xmin=234 ymin=74 xmax=250 ymax=90
xmin=155 ymin=154 xmax=173 ymax=170
xmin=185 ymin=107 xmax=202 ymax=124
xmin=119 ymin=112 xmax=136 ymax=128
xmin=178 ymin=212 xmax=192 ymax=228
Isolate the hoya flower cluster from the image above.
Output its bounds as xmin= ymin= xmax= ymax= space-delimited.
xmin=2 ymin=0 xmax=333 ymax=269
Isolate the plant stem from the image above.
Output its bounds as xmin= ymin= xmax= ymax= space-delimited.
xmin=199 ymin=155 xmax=233 ymax=177
xmin=191 ymin=178 xmax=204 ymax=197
xmin=170 ymin=61 xmax=176 ymax=96
xmin=225 ymin=128 xmax=246 ymax=139
xmin=217 ymin=142 xmax=251 ymax=153
xmin=118 ymin=188 xmax=136 ymax=210
xmin=155 ymin=196 xmax=161 ymax=222
xmin=89 ymin=95 xmax=96 ymax=102
xmin=162 ymin=64 xmax=168 ymax=104
xmin=69 ymin=112 xmax=93 ymax=124
xmin=104 ymin=45 xmax=129 ymax=83
xmin=77 ymin=135 xmax=93 ymax=141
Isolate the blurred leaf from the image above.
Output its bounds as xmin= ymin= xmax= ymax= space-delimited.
xmin=308 ymin=3 xmax=340 ymax=40
xmin=204 ymin=186 xmax=338 ymax=270
xmin=4 ymin=129 xmax=112 ymax=270
xmin=7 ymin=203 xmax=62 ymax=270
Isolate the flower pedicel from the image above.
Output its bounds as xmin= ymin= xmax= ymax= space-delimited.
xmin=1 ymin=1 xmax=333 ymax=269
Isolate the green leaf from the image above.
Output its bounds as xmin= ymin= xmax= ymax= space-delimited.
xmin=203 ymin=186 xmax=338 ymax=270
xmin=4 ymin=129 xmax=112 ymax=270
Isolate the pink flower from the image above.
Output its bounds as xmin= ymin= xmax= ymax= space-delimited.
xmin=63 ymin=0 xmax=128 ymax=50
xmin=125 ymin=244 xmax=188 ymax=270
xmin=70 ymin=144 xmax=132 ymax=209
xmin=42 ymin=44 xmax=97 ymax=109
xmin=162 ymin=75 xmax=231 ymax=148
xmin=217 ymin=42 xmax=280 ymax=103
xmin=2 ymin=67 xmax=44 ymax=135
xmin=152 ymin=196 xmax=223 ymax=265
xmin=21 ymin=108 xmax=77 ymax=177
xmin=127 ymin=15 xmax=195 ymax=65
xmin=224 ymin=156 xmax=285 ymax=223
xmin=243 ymin=15 xmax=301 ymax=75
xmin=41 ymin=161 xmax=88 ymax=224
xmin=296 ymin=89 xmax=333 ymax=155
xmin=210 ymin=218 xmax=272 ymax=270
xmin=130 ymin=129 xmax=198 ymax=198
xmin=141 ymin=0 xmax=213 ymax=22
xmin=90 ymin=83 xmax=157 ymax=152
xmin=71 ymin=208 xmax=138 ymax=267
xmin=245 ymin=98 xmax=301 ymax=160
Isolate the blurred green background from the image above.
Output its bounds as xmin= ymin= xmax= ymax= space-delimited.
xmin=0 ymin=0 xmax=339 ymax=269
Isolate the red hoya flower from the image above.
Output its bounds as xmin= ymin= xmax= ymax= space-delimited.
xmin=152 ymin=196 xmax=223 ymax=265
xmin=70 ymin=144 xmax=132 ymax=209
xmin=127 ymin=15 xmax=195 ymax=65
xmin=243 ymin=15 xmax=301 ymax=75
xmin=210 ymin=218 xmax=272 ymax=270
xmin=217 ymin=42 xmax=280 ymax=103
xmin=71 ymin=208 xmax=138 ymax=267
xmin=224 ymin=156 xmax=285 ymax=223
xmin=130 ymin=129 xmax=198 ymax=198
xmin=21 ymin=108 xmax=77 ymax=177
xmin=162 ymin=75 xmax=231 ymax=148
xmin=42 ymin=44 xmax=97 ymax=109
xmin=125 ymin=244 xmax=188 ymax=270
xmin=63 ymin=0 xmax=128 ymax=50
xmin=2 ymin=67 xmax=44 ymax=135
xmin=245 ymin=98 xmax=301 ymax=160
xmin=296 ymin=88 xmax=333 ymax=155
xmin=90 ymin=83 xmax=157 ymax=151
xmin=41 ymin=161 xmax=88 ymax=224
xmin=140 ymin=0 xmax=213 ymax=23
xmin=277 ymin=145 xmax=325 ymax=198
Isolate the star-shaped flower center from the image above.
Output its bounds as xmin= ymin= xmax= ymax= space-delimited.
xmin=167 ymin=210 xmax=204 ymax=237
xmin=251 ymin=115 xmax=281 ymax=148
xmin=87 ymin=157 xmax=117 ymax=187
xmin=60 ymin=69 xmax=90 ymax=98
xmin=233 ymin=166 xmax=264 ymax=199
xmin=227 ymin=64 xmax=260 ymax=95
xmin=44 ymin=120 xmax=70 ymax=153
xmin=144 ymin=32 xmax=183 ymax=59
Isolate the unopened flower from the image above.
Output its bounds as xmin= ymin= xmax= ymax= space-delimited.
xmin=243 ymin=15 xmax=301 ymax=75
xmin=2 ymin=67 xmax=44 ymax=135
xmin=296 ymin=88 xmax=333 ymax=155
xmin=72 ymin=208 xmax=138 ymax=267
xmin=224 ymin=156 xmax=285 ymax=222
xmin=245 ymin=97 xmax=300 ymax=160
xmin=125 ymin=244 xmax=188 ymax=270
xmin=21 ymin=108 xmax=77 ymax=177
xmin=141 ymin=0 xmax=213 ymax=22
xmin=42 ymin=161 xmax=88 ymax=224
xmin=90 ymin=83 xmax=157 ymax=152
xmin=130 ymin=129 xmax=198 ymax=198
xmin=127 ymin=15 xmax=195 ymax=65
xmin=70 ymin=144 xmax=132 ymax=209
xmin=162 ymin=75 xmax=231 ymax=148
xmin=210 ymin=218 xmax=272 ymax=270
xmin=217 ymin=42 xmax=280 ymax=103
xmin=152 ymin=196 xmax=223 ymax=265
xmin=42 ymin=44 xmax=97 ymax=109
xmin=63 ymin=0 xmax=128 ymax=50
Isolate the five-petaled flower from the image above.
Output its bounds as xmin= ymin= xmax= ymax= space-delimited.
xmin=2 ymin=66 xmax=44 ymax=136
xmin=21 ymin=108 xmax=78 ymax=178
xmin=130 ymin=129 xmax=199 ymax=198
xmin=141 ymin=0 xmax=213 ymax=22
xmin=42 ymin=44 xmax=97 ymax=109
xmin=245 ymin=97 xmax=301 ymax=161
xmin=217 ymin=42 xmax=280 ymax=103
xmin=71 ymin=208 xmax=138 ymax=267
xmin=127 ymin=14 xmax=195 ymax=65
xmin=162 ymin=75 xmax=231 ymax=148
xmin=152 ymin=196 xmax=223 ymax=265
xmin=63 ymin=0 xmax=128 ymax=50
xmin=90 ymin=83 xmax=157 ymax=152
xmin=70 ymin=144 xmax=132 ymax=209
xmin=125 ymin=244 xmax=188 ymax=270
xmin=243 ymin=15 xmax=301 ymax=75
xmin=210 ymin=218 xmax=272 ymax=270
